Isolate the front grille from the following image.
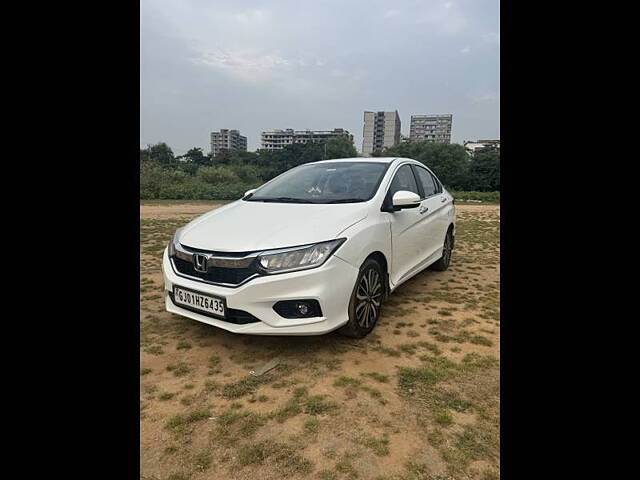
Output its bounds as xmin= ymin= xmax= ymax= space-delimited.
xmin=172 ymin=256 xmax=258 ymax=286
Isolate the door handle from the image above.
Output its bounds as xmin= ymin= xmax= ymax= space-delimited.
xmin=441 ymin=197 xmax=447 ymax=203
xmin=419 ymin=205 xmax=428 ymax=214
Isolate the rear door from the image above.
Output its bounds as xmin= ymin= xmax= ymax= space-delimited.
xmin=412 ymin=165 xmax=453 ymax=260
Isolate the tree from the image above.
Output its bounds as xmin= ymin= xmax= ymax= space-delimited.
xmin=467 ymin=149 xmax=500 ymax=191
xmin=179 ymin=147 xmax=209 ymax=166
xmin=382 ymin=141 xmax=471 ymax=190
xmin=143 ymin=142 xmax=175 ymax=166
xmin=324 ymin=136 xmax=358 ymax=160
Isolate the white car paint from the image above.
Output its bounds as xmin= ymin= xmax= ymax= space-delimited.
xmin=162 ymin=157 xmax=455 ymax=335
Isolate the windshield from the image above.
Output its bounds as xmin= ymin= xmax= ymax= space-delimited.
xmin=245 ymin=162 xmax=389 ymax=204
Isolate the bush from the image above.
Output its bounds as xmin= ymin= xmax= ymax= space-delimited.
xmin=197 ymin=165 xmax=240 ymax=184
xmin=450 ymin=191 xmax=500 ymax=203
xmin=139 ymin=139 xmax=500 ymax=201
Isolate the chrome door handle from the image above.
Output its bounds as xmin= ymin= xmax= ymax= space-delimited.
xmin=419 ymin=205 xmax=428 ymax=214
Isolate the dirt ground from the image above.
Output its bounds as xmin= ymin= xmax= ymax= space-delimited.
xmin=140 ymin=203 xmax=500 ymax=480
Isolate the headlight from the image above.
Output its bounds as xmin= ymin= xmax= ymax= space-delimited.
xmin=168 ymin=228 xmax=184 ymax=257
xmin=257 ymin=238 xmax=346 ymax=274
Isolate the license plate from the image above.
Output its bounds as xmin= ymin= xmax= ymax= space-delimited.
xmin=173 ymin=286 xmax=226 ymax=319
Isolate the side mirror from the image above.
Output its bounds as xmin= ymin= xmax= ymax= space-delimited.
xmin=392 ymin=190 xmax=421 ymax=210
xmin=243 ymin=188 xmax=257 ymax=199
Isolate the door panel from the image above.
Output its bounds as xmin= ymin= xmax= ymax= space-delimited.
xmin=410 ymin=165 xmax=447 ymax=266
xmin=389 ymin=207 xmax=424 ymax=285
xmin=386 ymin=165 xmax=424 ymax=285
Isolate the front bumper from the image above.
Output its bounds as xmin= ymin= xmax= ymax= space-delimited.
xmin=161 ymin=248 xmax=358 ymax=335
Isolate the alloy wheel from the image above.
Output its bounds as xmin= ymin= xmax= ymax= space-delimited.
xmin=355 ymin=268 xmax=382 ymax=329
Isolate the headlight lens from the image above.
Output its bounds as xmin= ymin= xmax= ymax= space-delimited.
xmin=257 ymin=238 xmax=346 ymax=274
xmin=168 ymin=228 xmax=184 ymax=257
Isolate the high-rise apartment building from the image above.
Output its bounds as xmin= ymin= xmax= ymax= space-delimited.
xmin=362 ymin=111 xmax=401 ymax=156
xmin=210 ymin=129 xmax=247 ymax=157
xmin=409 ymin=114 xmax=453 ymax=144
xmin=260 ymin=128 xmax=353 ymax=151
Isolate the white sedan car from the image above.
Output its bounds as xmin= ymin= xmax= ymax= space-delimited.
xmin=162 ymin=157 xmax=455 ymax=337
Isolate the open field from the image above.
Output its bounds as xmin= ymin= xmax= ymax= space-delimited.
xmin=140 ymin=202 xmax=500 ymax=480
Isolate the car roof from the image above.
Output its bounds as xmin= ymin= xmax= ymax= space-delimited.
xmin=310 ymin=157 xmax=411 ymax=165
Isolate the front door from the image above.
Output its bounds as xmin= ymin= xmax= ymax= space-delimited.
xmin=386 ymin=164 xmax=425 ymax=286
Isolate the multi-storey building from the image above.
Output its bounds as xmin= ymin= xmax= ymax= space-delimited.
xmin=362 ymin=111 xmax=401 ymax=156
xmin=464 ymin=139 xmax=500 ymax=155
xmin=260 ymin=128 xmax=353 ymax=151
xmin=409 ymin=114 xmax=453 ymax=144
xmin=210 ymin=129 xmax=247 ymax=157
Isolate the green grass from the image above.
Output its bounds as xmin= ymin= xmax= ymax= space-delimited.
xmin=397 ymin=364 xmax=449 ymax=392
xmin=433 ymin=408 xmax=453 ymax=426
xmin=362 ymin=372 xmax=389 ymax=383
xmin=215 ymin=410 xmax=266 ymax=441
xmin=144 ymin=345 xmax=163 ymax=355
xmin=304 ymin=417 xmax=320 ymax=435
xmin=193 ymin=450 xmax=211 ymax=471
xmin=165 ymin=410 xmax=210 ymax=432
xmin=354 ymin=433 xmax=390 ymax=456
xmin=304 ymin=394 xmax=338 ymax=415
xmin=333 ymin=376 xmax=362 ymax=387
xmin=274 ymin=397 xmax=303 ymax=423
xmin=158 ymin=392 xmax=175 ymax=401
xmin=236 ymin=441 xmax=314 ymax=475
xmin=450 ymin=190 xmax=500 ymax=204
xmin=334 ymin=457 xmax=359 ymax=478
xmin=470 ymin=335 xmax=493 ymax=346
xmin=167 ymin=473 xmax=189 ymax=480
xmin=166 ymin=362 xmax=191 ymax=377
xmin=318 ymin=469 xmax=339 ymax=480
xmin=221 ymin=375 xmax=263 ymax=399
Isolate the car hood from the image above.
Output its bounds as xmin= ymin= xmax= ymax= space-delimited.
xmin=178 ymin=200 xmax=368 ymax=252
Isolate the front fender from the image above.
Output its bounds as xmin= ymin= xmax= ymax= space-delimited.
xmin=334 ymin=216 xmax=392 ymax=271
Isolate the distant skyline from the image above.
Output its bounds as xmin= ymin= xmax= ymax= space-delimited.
xmin=141 ymin=0 xmax=499 ymax=155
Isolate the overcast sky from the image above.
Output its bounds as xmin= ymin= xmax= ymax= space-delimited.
xmin=140 ymin=0 xmax=499 ymax=155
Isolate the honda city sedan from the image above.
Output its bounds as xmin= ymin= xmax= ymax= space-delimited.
xmin=162 ymin=157 xmax=455 ymax=337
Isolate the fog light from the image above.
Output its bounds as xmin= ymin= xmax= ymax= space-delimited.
xmin=273 ymin=300 xmax=322 ymax=319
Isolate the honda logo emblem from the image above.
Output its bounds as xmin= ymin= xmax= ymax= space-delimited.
xmin=193 ymin=254 xmax=208 ymax=272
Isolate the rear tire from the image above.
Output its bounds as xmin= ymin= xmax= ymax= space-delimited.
xmin=430 ymin=229 xmax=453 ymax=271
xmin=338 ymin=258 xmax=384 ymax=338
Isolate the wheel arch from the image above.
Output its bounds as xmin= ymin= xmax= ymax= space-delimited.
xmin=364 ymin=251 xmax=390 ymax=299
xmin=447 ymin=222 xmax=455 ymax=248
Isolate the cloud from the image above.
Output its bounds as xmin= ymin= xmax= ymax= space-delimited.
xmin=233 ymin=8 xmax=271 ymax=26
xmin=141 ymin=0 xmax=500 ymax=152
xmin=192 ymin=49 xmax=292 ymax=83
xmin=482 ymin=32 xmax=500 ymax=44
xmin=415 ymin=0 xmax=468 ymax=34
xmin=470 ymin=91 xmax=499 ymax=104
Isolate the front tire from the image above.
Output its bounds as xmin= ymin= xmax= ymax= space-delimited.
xmin=338 ymin=258 xmax=384 ymax=338
xmin=430 ymin=229 xmax=453 ymax=271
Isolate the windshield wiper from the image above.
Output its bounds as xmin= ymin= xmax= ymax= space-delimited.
xmin=324 ymin=198 xmax=366 ymax=204
xmin=253 ymin=197 xmax=316 ymax=203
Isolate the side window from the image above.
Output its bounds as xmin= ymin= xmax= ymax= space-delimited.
xmin=388 ymin=165 xmax=420 ymax=198
xmin=413 ymin=166 xmax=436 ymax=198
